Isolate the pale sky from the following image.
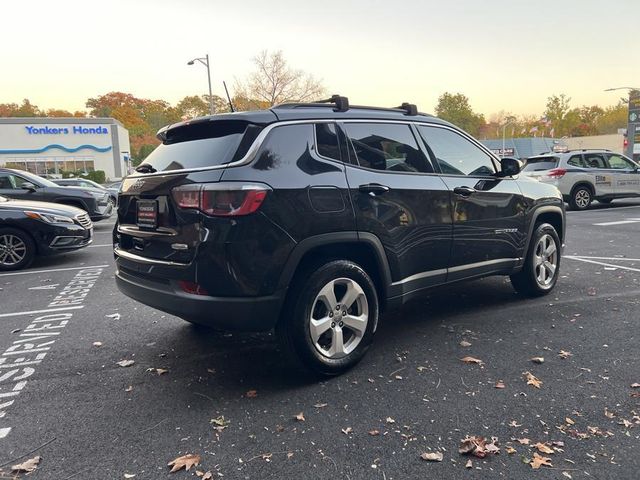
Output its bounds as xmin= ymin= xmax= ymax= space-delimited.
xmin=1 ymin=0 xmax=638 ymax=117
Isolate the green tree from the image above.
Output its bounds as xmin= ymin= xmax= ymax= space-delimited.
xmin=597 ymin=103 xmax=627 ymax=134
xmin=435 ymin=92 xmax=485 ymax=137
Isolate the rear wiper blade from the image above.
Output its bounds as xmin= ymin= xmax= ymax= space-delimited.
xmin=135 ymin=164 xmax=157 ymax=173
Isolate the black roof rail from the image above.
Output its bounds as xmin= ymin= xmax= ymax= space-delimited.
xmin=316 ymin=94 xmax=350 ymax=112
xmin=394 ymin=102 xmax=418 ymax=116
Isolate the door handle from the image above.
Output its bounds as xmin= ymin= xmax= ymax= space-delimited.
xmin=359 ymin=183 xmax=390 ymax=195
xmin=453 ymin=186 xmax=476 ymax=197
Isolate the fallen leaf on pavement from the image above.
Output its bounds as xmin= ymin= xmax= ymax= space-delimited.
xmin=459 ymin=436 xmax=500 ymax=458
xmin=565 ymin=417 xmax=575 ymax=425
xmin=117 ymin=360 xmax=135 ymax=367
xmin=562 ymin=472 xmax=572 ymax=479
xmin=495 ymin=380 xmax=506 ymax=389
xmin=207 ymin=368 xmax=216 ymax=374
xmin=146 ymin=368 xmax=168 ymax=375
xmin=631 ymin=383 xmax=640 ymax=388
xmin=93 ymin=341 xmax=102 ymax=347
xmin=294 ymin=412 xmax=305 ymax=422
xmin=125 ymin=385 xmax=133 ymax=392
xmin=460 ymin=356 xmax=484 ymax=365
xmin=287 ymin=452 xmax=294 ymax=459
xmin=506 ymin=446 xmax=517 ymax=454
xmin=313 ymin=403 xmax=328 ymax=408
xmin=587 ymin=287 xmax=597 ymax=296
xmin=465 ymin=459 xmax=473 ymax=468
xmin=245 ymin=390 xmax=257 ymax=398
xmin=508 ymin=421 xmax=522 ymax=427
xmin=420 ymin=452 xmax=443 ymax=462
xmin=530 ymin=357 xmax=545 ymax=364
xmin=124 ymin=475 xmax=136 ymax=479
xmin=530 ymin=452 xmax=553 ymax=469
xmin=11 ymin=456 xmax=41 ymax=473
xmin=386 ymin=417 xmax=396 ymax=424
xmin=604 ymin=408 xmax=615 ymax=419
xmin=341 ymin=427 xmax=353 ymax=435
xmin=559 ymin=350 xmax=572 ymax=359
xmin=210 ymin=416 xmax=229 ymax=428
xmin=168 ymin=454 xmax=200 ymax=473
xmin=459 ymin=340 xmax=472 ymax=347
xmin=533 ymin=442 xmax=554 ymax=454
xmin=106 ymin=313 xmax=121 ymax=320
xmin=515 ymin=438 xmax=530 ymax=445
xmin=369 ymin=429 xmax=380 ymax=436
xmin=524 ymin=371 xmax=542 ymax=388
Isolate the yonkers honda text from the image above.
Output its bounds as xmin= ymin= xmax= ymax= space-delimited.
xmin=113 ymin=97 xmax=565 ymax=375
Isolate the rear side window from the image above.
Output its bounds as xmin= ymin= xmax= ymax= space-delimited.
xmin=344 ymin=123 xmax=433 ymax=173
xmin=523 ymin=157 xmax=559 ymax=171
xmin=140 ymin=121 xmax=263 ymax=172
xmin=418 ymin=125 xmax=496 ymax=176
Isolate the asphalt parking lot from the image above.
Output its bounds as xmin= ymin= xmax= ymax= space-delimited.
xmin=1 ymin=201 xmax=639 ymax=479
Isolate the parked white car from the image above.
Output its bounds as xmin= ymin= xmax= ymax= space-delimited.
xmin=521 ymin=150 xmax=640 ymax=210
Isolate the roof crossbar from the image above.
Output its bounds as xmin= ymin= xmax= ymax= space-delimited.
xmin=394 ymin=103 xmax=418 ymax=116
xmin=316 ymin=94 xmax=350 ymax=112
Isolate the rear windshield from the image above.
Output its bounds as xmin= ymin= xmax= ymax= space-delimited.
xmin=139 ymin=121 xmax=263 ymax=172
xmin=523 ymin=156 xmax=559 ymax=171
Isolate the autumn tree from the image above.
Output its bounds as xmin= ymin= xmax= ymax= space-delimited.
xmin=435 ymin=92 xmax=485 ymax=137
xmin=236 ymin=50 xmax=325 ymax=106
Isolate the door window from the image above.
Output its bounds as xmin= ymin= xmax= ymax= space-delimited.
xmin=418 ymin=126 xmax=496 ymax=176
xmin=606 ymin=154 xmax=636 ymax=170
xmin=0 ymin=173 xmax=28 ymax=190
xmin=343 ymin=123 xmax=433 ymax=173
xmin=567 ymin=155 xmax=584 ymax=167
xmin=583 ymin=153 xmax=607 ymax=169
xmin=315 ymin=123 xmax=341 ymax=161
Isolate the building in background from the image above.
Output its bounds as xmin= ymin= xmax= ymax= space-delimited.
xmin=0 ymin=118 xmax=130 ymax=180
xmin=481 ymin=134 xmax=626 ymax=160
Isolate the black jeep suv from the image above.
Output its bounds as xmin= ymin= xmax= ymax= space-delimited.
xmin=114 ymin=97 xmax=565 ymax=375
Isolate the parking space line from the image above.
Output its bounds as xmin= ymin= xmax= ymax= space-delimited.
xmin=0 ymin=306 xmax=84 ymax=319
xmin=88 ymin=244 xmax=112 ymax=248
xmin=0 ymin=264 xmax=109 ymax=278
xmin=571 ymin=256 xmax=640 ymax=262
xmin=567 ymin=205 xmax=640 ymax=214
xmin=593 ymin=219 xmax=640 ymax=226
xmin=564 ymin=256 xmax=640 ymax=273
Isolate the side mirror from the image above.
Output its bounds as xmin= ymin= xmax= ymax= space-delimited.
xmin=499 ymin=157 xmax=522 ymax=177
xmin=20 ymin=182 xmax=37 ymax=192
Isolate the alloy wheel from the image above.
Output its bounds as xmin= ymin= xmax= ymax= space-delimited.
xmin=533 ymin=233 xmax=558 ymax=287
xmin=574 ymin=189 xmax=591 ymax=209
xmin=0 ymin=234 xmax=27 ymax=266
xmin=309 ymin=277 xmax=369 ymax=359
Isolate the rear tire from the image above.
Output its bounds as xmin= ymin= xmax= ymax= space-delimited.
xmin=276 ymin=260 xmax=379 ymax=376
xmin=0 ymin=228 xmax=36 ymax=271
xmin=510 ymin=223 xmax=561 ymax=297
xmin=569 ymin=185 xmax=592 ymax=210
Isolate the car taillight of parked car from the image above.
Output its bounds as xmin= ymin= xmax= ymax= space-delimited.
xmin=543 ymin=168 xmax=567 ymax=180
xmin=171 ymin=183 xmax=270 ymax=217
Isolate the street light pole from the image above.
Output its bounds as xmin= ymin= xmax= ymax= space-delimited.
xmin=604 ymin=87 xmax=640 ymax=158
xmin=501 ymin=117 xmax=516 ymax=158
xmin=187 ymin=54 xmax=215 ymax=115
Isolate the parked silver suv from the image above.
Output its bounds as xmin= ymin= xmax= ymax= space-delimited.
xmin=521 ymin=149 xmax=640 ymax=210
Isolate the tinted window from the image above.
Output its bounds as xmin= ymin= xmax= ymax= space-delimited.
xmin=344 ymin=123 xmax=432 ymax=173
xmin=607 ymin=154 xmax=635 ymax=169
xmin=0 ymin=173 xmax=27 ymax=189
xmin=567 ymin=155 xmax=584 ymax=167
xmin=315 ymin=123 xmax=341 ymax=161
xmin=583 ymin=153 xmax=607 ymax=169
xmin=523 ymin=156 xmax=559 ymax=171
xmin=140 ymin=121 xmax=262 ymax=172
xmin=418 ymin=126 xmax=496 ymax=176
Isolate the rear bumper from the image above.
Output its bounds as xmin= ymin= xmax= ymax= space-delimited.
xmin=115 ymin=265 xmax=284 ymax=331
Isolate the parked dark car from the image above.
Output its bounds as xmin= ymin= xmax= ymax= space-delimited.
xmin=52 ymin=177 xmax=119 ymax=204
xmin=114 ymin=97 xmax=565 ymax=375
xmin=0 ymin=168 xmax=113 ymax=221
xmin=0 ymin=195 xmax=93 ymax=270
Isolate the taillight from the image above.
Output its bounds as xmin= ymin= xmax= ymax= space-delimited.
xmin=172 ymin=183 xmax=270 ymax=217
xmin=178 ymin=280 xmax=209 ymax=295
xmin=546 ymin=168 xmax=567 ymax=178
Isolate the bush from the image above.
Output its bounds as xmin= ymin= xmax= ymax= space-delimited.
xmin=81 ymin=170 xmax=106 ymax=184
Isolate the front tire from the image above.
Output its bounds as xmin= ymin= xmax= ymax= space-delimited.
xmin=277 ymin=260 xmax=379 ymax=376
xmin=510 ymin=223 xmax=561 ymax=297
xmin=0 ymin=228 xmax=36 ymax=271
xmin=569 ymin=186 xmax=592 ymax=210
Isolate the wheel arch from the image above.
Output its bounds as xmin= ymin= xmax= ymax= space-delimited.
xmin=517 ymin=205 xmax=565 ymax=269
xmin=277 ymin=232 xmax=392 ymax=311
xmin=0 ymin=224 xmax=39 ymax=255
